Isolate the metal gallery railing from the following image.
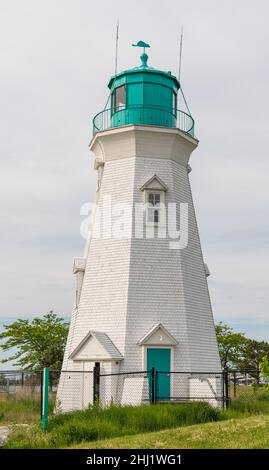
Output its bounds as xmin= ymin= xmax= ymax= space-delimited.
xmin=92 ymin=105 xmax=195 ymax=137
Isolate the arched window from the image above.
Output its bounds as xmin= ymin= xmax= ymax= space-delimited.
xmin=147 ymin=192 xmax=161 ymax=224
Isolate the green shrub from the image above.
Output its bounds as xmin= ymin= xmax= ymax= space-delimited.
xmin=255 ymin=391 xmax=269 ymax=401
xmin=5 ymin=402 xmax=221 ymax=449
xmin=229 ymin=394 xmax=269 ymax=415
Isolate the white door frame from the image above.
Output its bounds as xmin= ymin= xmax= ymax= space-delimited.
xmin=142 ymin=345 xmax=175 ymax=399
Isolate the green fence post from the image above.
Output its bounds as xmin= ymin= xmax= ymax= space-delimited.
xmin=41 ymin=367 xmax=50 ymax=431
xmin=225 ymin=368 xmax=229 ymax=409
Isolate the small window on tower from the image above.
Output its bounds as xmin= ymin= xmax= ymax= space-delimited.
xmin=113 ymin=85 xmax=126 ymax=113
xmin=147 ymin=192 xmax=161 ymax=224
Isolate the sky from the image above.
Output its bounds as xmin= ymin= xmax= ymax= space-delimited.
xmin=0 ymin=0 xmax=269 ymax=368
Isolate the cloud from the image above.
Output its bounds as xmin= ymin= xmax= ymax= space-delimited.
xmin=0 ymin=0 xmax=268 ymax=352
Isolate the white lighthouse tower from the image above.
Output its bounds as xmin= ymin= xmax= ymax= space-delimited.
xmin=57 ymin=42 xmax=221 ymax=411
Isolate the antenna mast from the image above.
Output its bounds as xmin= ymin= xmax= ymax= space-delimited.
xmin=178 ymin=26 xmax=183 ymax=82
xmin=177 ymin=27 xmax=192 ymax=116
xmin=114 ymin=19 xmax=119 ymax=75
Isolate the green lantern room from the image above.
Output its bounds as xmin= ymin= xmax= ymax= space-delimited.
xmin=93 ymin=41 xmax=194 ymax=136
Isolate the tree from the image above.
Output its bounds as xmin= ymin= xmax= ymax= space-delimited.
xmin=0 ymin=312 xmax=69 ymax=370
xmin=237 ymin=339 xmax=269 ymax=371
xmin=260 ymin=355 xmax=269 ymax=389
xmin=0 ymin=373 xmax=7 ymax=386
xmin=215 ymin=322 xmax=246 ymax=369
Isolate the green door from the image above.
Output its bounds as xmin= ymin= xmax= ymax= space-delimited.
xmin=147 ymin=348 xmax=171 ymax=401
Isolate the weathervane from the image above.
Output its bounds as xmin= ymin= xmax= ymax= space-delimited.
xmin=132 ymin=40 xmax=150 ymax=67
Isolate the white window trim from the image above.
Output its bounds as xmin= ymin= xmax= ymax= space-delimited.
xmin=145 ymin=190 xmax=165 ymax=227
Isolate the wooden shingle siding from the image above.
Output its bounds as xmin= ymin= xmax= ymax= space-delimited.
xmin=57 ymin=127 xmax=221 ymax=411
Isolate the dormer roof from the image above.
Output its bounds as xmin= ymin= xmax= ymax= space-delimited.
xmin=140 ymin=174 xmax=168 ymax=192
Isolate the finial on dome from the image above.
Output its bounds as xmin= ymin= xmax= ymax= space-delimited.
xmin=132 ymin=40 xmax=150 ymax=68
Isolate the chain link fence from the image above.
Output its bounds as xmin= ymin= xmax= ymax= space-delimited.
xmin=227 ymin=369 xmax=263 ymax=400
xmin=0 ymin=370 xmax=42 ymax=395
xmin=56 ymin=368 xmax=225 ymax=409
xmin=155 ymin=371 xmax=225 ymax=407
xmin=3 ymin=367 xmax=266 ymax=420
xmin=0 ymin=370 xmax=43 ymax=422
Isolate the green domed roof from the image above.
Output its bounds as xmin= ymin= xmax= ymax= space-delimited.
xmin=108 ymin=42 xmax=179 ymax=90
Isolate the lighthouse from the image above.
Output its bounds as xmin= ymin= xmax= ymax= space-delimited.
xmin=57 ymin=42 xmax=221 ymax=411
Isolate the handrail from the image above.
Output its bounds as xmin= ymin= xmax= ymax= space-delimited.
xmin=92 ymin=105 xmax=195 ymax=137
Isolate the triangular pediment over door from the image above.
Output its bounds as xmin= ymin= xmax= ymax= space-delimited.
xmin=69 ymin=331 xmax=123 ymax=362
xmin=138 ymin=323 xmax=178 ymax=346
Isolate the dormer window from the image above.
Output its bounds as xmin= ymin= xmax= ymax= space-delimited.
xmin=147 ymin=192 xmax=161 ymax=224
xmin=140 ymin=175 xmax=168 ymax=227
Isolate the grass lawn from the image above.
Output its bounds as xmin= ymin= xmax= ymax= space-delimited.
xmin=0 ymin=392 xmax=55 ymax=425
xmin=2 ymin=388 xmax=269 ymax=449
xmin=0 ymin=394 xmax=40 ymax=425
xmin=4 ymin=402 xmax=220 ymax=448
xmin=71 ymin=415 xmax=269 ymax=449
